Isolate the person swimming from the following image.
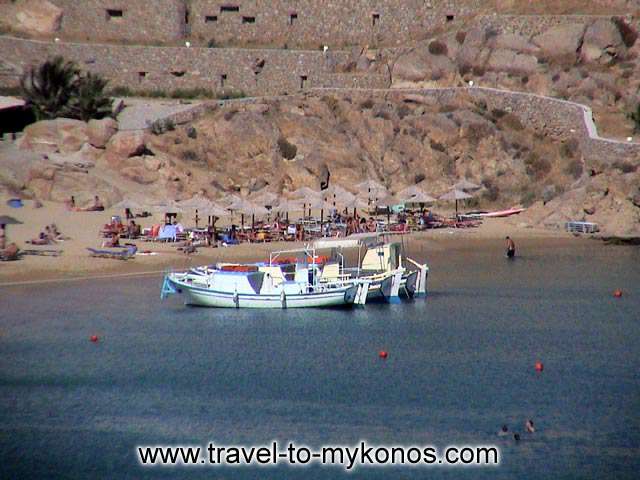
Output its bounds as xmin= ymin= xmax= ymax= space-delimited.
xmin=505 ymin=236 xmax=516 ymax=258
xmin=498 ymin=425 xmax=509 ymax=436
xmin=525 ymin=419 xmax=535 ymax=433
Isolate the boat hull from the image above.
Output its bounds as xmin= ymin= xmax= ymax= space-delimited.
xmin=168 ymin=277 xmax=359 ymax=309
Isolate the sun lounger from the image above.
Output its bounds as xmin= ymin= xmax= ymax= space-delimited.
xmin=87 ymin=245 xmax=137 ymax=260
xmin=0 ymin=244 xmax=20 ymax=261
xmin=20 ymin=249 xmax=63 ymax=257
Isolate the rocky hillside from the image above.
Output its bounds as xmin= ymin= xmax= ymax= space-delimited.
xmin=388 ymin=17 xmax=640 ymax=139
xmin=2 ymin=92 xmax=638 ymax=236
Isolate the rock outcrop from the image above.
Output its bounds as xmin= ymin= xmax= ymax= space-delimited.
xmin=19 ymin=119 xmax=89 ymax=154
xmin=14 ymin=0 xmax=62 ymax=35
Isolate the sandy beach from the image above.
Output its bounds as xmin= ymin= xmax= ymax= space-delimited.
xmin=0 ymin=195 xmax=585 ymax=286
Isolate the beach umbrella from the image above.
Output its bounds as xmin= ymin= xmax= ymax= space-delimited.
xmin=377 ymin=194 xmax=400 ymax=227
xmin=454 ymin=179 xmax=481 ymax=191
xmin=439 ymin=189 xmax=473 ymax=216
xmin=357 ymin=179 xmax=388 ymax=206
xmin=306 ymin=197 xmax=334 ymax=227
xmin=249 ymin=190 xmax=279 ymax=207
xmin=397 ymin=185 xmax=437 ymax=204
xmin=340 ymin=196 xmax=369 ymax=217
xmin=229 ymin=199 xmax=269 ymax=230
xmin=288 ymin=186 xmax=323 ymax=217
xmin=356 ymin=179 xmax=386 ymax=194
xmin=273 ymin=198 xmax=304 ymax=223
xmin=0 ymin=215 xmax=23 ymax=225
xmin=151 ymin=199 xmax=183 ymax=214
xmin=179 ymin=195 xmax=229 ymax=227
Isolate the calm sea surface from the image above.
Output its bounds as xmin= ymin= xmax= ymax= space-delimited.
xmin=1 ymin=240 xmax=639 ymax=479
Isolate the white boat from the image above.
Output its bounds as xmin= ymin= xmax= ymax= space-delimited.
xmin=161 ymin=247 xmax=370 ymax=309
xmin=313 ymin=233 xmax=429 ymax=302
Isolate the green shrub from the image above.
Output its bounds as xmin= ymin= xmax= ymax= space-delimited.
xmin=360 ymin=98 xmax=375 ymax=109
xmin=613 ymin=160 xmax=637 ymax=173
xmin=397 ymin=104 xmax=411 ymax=119
xmin=524 ymin=152 xmax=551 ymax=179
xmin=428 ymin=40 xmax=448 ymax=56
xmin=430 ymin=140 xmax=446 ymax=152
xmin=181 ymin=149 xmax=199 ymax=162
xmin=560 ymin=138 xmax=580 ymax=159
xmin=564 ymin=158 xmax=583 ymax=179
xmin=149 ymin=118 xmax=176 ymax=135
xmin=500 ymin=113 xmax=524 ymax=131
xmin=628 ymin=104 xmax=640 ymax=133
xmin=472 ymin=65 xmax=485 ymax=76
xmin=277 ymin=136 xmax=297 ymax=160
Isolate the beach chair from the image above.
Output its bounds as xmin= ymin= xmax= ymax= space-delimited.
xmin=87 ymin=245 xmax=137 ymax=260
xmin=20 ymin=249 xmax=63 ymax=257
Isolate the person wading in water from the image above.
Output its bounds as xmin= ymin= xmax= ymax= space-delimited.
xmin=506 ymin=236 xmax=516 ymax=259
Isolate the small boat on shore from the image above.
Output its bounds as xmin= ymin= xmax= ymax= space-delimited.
xmin=161 ymin=247 xmax=370 ymax=309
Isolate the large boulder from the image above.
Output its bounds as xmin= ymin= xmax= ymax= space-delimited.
xmin=87 ymin=118 xmax=118 ymax=148
xmin=491 ymin=33 xmax=540 ymax=54
xmin=19 ymin=118 xmax=89 ymax=154
xmin=533 ymin=24 xmax=586 ymax=59
xmin=15 ymin=0 xmax=62 ymax=35
xmin=487 ymin=49 xmax=538 ymax=74
xmin=581 ymin=19 xmax=625 ymax=63
xmin=106 ymin=131 xmax=147 ymax=158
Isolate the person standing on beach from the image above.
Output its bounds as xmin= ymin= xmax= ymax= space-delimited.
xmin=506 ymin=236 xmax=516 ymax=258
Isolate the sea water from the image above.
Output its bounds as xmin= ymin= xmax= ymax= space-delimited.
xmin=1 ymin=240 xmax=639 ymax=479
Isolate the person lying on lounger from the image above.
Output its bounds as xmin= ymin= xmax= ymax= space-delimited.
xmin=102 ymin=233 xmax=120 ymax=248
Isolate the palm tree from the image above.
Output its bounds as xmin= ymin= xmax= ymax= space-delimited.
xmin=20 ymin=56 xmax=113 ymax=122
xmin=67 ymin=73 xmax=113 ymax=122
xmin=20 ymin=56 xmax=79 ymax=120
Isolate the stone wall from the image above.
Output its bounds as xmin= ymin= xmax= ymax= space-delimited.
xmin=0 ymin=37 xmax=390 ymax=95
xmin=187 ymin=0 xmax=494 ymax=48
xmin=50 ymin=0 xmax=186 ymax=43
xmin=314 ymin=87 xmax=640 ymax=165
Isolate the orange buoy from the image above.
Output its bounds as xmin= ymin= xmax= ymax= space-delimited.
xmin=379 ymin=351 xmax=388 ymax=360
xmin=535 ymin=361 xmax=544 ymax=372
xmin=613 ymin=289 xmax=623 ymax=298
xmin=90 ymin=335 xmax=99 ymax=343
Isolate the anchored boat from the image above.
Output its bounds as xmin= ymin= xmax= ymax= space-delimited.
xmin=161 ymin=247 xmax=370 ymax=308
xmin=313 ymin=233 xmax=429 ymax=302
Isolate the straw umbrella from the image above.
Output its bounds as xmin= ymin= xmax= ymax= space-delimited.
xmin=454 ymin=179 xmax=481 ymax=191
xmin=229 ymin=198 xmax=269 ymax=230
xmin=249 ymin=190 xmax=279 ymax=207
xmin=288 ymin=186 xmax=323 ymax=217
xmin=151 ymin=199 xmax=183 ymax=223
xmin=377 ymin=193 xmax=400 ymax=227
xmin=357 ymin=179 xmax=388 ymax=206
xmin=179 ymin=195 xmax=228 ymax=227
xmin=439 ymin=189 xmax=473 ymax=216
xmin=273 ymin=198 xmax=305 ymax=223
xmin=397 ymin=187 xmax=436 ymax=213
xmin=339 ymin=196 xmax=369 ymax=218
xmin=306 ymin=197 xmax=334 ymax=228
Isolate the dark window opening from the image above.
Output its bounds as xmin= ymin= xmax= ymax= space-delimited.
xmin=106 ymin=9 xmax=123 ymax=20
xmin=220 ymin=74 xmax=227 ymax=88
xmin=220 ymin=5 xmax=240 ymax=13
xmin=138 ymin=72 xmax=147 ymax=81
xmin=289 ymin=13 xmax=298 ymax=26
xmin=171 ymin=71 xmax=186 ymax=77
xmin=372 ymin=13 xmax=380 ymax=26
xmin=205 ymin=15 xmax=218 ymax=23
xmin=242 ymin=16 xmax=256 ymax=24
xmin=300 ymin=75 xmax=308 ymax=89
xmin=446 ymin=14 xmax=454 ymax=22
xmin=185 ymin=8 xmax=190 ymax=24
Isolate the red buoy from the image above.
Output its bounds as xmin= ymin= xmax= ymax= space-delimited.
xmin=90 ymin=335 xmax=99 ymax=343
xmin=613 ymin=289 xmax=623 ymax=298
xmin=379 ymin=351 xmax=388 ymax=359
xmin=535 ymin=361 xmax=544 ymax=372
